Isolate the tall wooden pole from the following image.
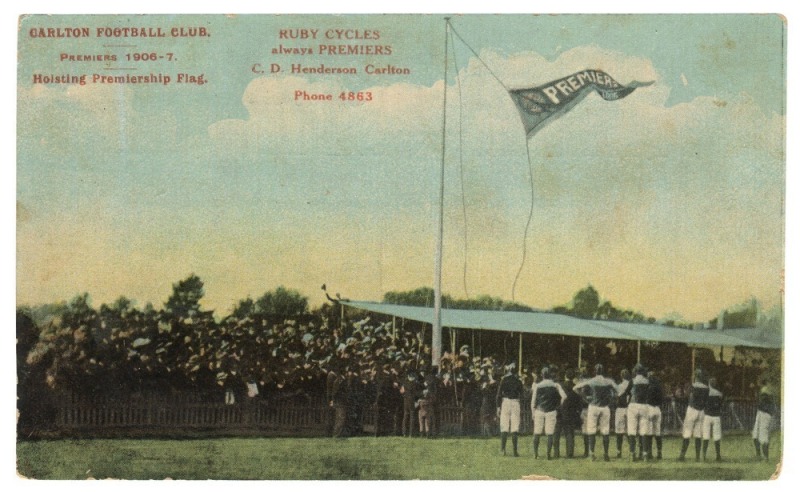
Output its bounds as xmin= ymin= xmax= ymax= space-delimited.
xmin=432 ymin=17 xmax=450 ymax=368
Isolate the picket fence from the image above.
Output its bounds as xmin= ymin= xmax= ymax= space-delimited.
xmin=53 ymin=395 xmax=773 ymax=437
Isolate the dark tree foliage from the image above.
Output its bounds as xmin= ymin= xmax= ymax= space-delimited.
xmin=571 ymin=285 xmax=600 ymax=319
xmin=255 ymin=286 xmax=309 ymax=317
xmin=17 ymin=309 xmax=55 ymax=436
xmin=230 ymin=297 xmax=256 ymax=319
xmin=164 ymin=274 xmax=205 ymax=319
xmin=383 ymin=288 xmax=532 ymax=312
xmin=718 ymin=298 xmax=759 ymax=329
xmin=551 ymin=285 xmax=652 ymax=324
xmin=383 ymin=287 xmax=444 ymax=307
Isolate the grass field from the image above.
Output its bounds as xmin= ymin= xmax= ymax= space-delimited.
xmin=16 ymin=434 xmax=781 ymax=480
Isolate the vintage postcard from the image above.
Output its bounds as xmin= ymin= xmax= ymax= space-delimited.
xmin=16 ymin=13 xmax=786 ymax=480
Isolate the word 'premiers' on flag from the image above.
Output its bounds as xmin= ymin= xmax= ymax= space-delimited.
xmin=508 ymin=69 xmax=654 ymax=137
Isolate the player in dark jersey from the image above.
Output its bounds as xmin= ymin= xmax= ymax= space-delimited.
xmin=531 ymin=366 xmax=568 ymax=459
xmin=614 ymin=368 xmax=632 ymax=458
xmin=496 ymin=362 xmax=524 ymax=457
xmin=646 ymin=370 xmax=665 ymax=460
xmin=678 ymin=368 xmax=709 ymax=461
xmin=702 ymin=377 xmax=723 ymax=461
xmin=752 ymin=380 xmax=776 ymax=461
xmin=558 ymin=368 xmax=584 ymax=459
xmin=627 ymin=364 xmax=650 ymax=461
xmin=573 ymin=364 xmax=619 ymax=461
xmin=576 ymin=367 xmax=591 ymax=458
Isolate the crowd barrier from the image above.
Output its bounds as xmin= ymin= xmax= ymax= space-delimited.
xmin=50 ymin=393 xmax=776 ymax=438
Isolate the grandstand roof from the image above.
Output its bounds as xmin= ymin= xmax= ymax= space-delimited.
xmin=340 ymin=301 xmax=781 ymax=349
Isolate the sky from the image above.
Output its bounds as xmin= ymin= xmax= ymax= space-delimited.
xmin=15 ymin=13 xmax=787 ymax=323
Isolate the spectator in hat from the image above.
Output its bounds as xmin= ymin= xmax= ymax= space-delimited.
xmin=417 ymin=388 xmax=434 ymax=438
xmin=480 ymin=370 xmax=498 ymax=436
xmin=400 ymin=371 xmax=420 ymax=437
xmin=326 ymin=363 xmax=348 ymax=437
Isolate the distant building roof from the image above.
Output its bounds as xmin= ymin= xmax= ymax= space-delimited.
xmin=341 ymin=301 xmax=781 ymax=349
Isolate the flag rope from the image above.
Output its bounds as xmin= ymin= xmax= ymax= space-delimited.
xmin=449 ymin=20 xmax=535 ymax=303
xmin=449 ymin=24 xmax=510 ymax=92
xmin=511 ymin=139 xmax=536 ymax=302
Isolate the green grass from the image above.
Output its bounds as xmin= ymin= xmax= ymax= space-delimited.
xmin=16 ymin=434 xmax=781 ymax=480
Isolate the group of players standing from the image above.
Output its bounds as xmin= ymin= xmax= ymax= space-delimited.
xmin=495 ymin=362 xmax=775 ymax=462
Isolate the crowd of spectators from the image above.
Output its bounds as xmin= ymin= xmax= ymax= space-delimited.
xmin=20 ymin=296 xmax=771 ymax=438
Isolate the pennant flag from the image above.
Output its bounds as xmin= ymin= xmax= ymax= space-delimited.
xmin=509 ymin=69 xmax=653 ymax=137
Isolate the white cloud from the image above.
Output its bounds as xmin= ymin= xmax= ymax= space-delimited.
xmin=17 ymin=45 xmax=785 ymax=321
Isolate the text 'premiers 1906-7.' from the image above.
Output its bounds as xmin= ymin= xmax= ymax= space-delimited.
xmin=251 ymin=27 xmax=414 ymax=103
xmin=25 ymin=21 xmax=211 ymax=87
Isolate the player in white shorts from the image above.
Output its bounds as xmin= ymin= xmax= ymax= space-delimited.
xmin=678 ymin=368 xmax=709 ymax=462
xmin=573 ymin=364 xmax=619 ymax=461
xmin=752 ymin=380 xmax=776 ymax=461
xmin=614 ymin=368 xmax=631 ymax=458
xmin=627 ymin=364 xmax=650 ymax=461
xmin=702 ymin=377 xmax=723 ymax=462
xmin=646 ymin=370 xmax=665 ymax=460
xmin=531 ymin=366 xmax=567 ymax=459
xmin=496 ymin=362 xmax=523 ymax=457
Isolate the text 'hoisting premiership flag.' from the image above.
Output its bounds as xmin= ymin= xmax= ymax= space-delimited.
xmin=509 ymin=69 xmax=654 ymax=137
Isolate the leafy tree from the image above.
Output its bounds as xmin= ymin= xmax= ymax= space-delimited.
xmin=718 ymin=298 xmax=759 ymax=329
xmin=29 ymin=293 xmax=103 ymax=390
xmin=571 ymin=285 xmax=600 ymax=319
xmin=596 ymin=301 xmax=620 ymax=321
xmin=160 ymin=275 xmax=216 ymax=390
xmin=230 ymin=297 xmax=256 ymax=319
xmin=255 ymin=286 xmax=309 ymax=317
xmin=17 ymin=309 xmax=54 ymax=435
xmin=96 ymin=298 xmax=132 ymax=373
xmin=450 ymin=294 xmax=533 ymax=312
xmin=17 ymin=309 xmax=39 ymax=365
xmin=383 ymin=288 xmax=532 ymax=312
xmin=384 ymin=287 xmax=442 ymax=307
xmin=164 ymin=274 xmax=205 ymax=319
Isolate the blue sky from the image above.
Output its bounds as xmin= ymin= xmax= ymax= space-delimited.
xmin=16 ymin=13 xmax=786 ymax=322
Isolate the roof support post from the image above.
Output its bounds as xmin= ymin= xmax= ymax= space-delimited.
xmin=578 ymin=336 xmax=583 ymax=369
xmin=518 ymin=332 xmax=523 ymax=376
xmin=637 ymin=340 xmax=641 ymax=364
xmin=471 ymin=330 xmax=475 ymax=358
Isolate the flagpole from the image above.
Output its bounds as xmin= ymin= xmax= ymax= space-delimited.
xmin=432 ymin=17 xmax=450 ymax=369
